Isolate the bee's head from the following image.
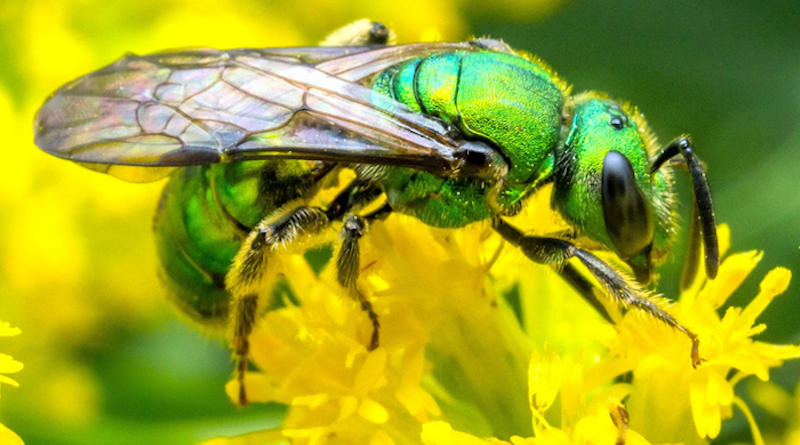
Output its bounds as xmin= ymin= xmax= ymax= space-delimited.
xmin=552 ymin=93 xmax=675 ymax=284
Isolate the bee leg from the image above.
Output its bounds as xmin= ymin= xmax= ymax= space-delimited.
xmin=320 ymin=19 xmax=396 ymax=46
xmin=492 ymin=218 xmax=703 ymax=368
xmin=336 ymin=204 xmax=393 ymax=351
xmin=556 ymin=262 xmax=614 ymax=323
xmin=337 ymin=216 xmax=379 ymax=350
xmin=226 ymin=205 xmax=333 ymax=406
xmin=227 ymin=182 xmax=384 ymax=405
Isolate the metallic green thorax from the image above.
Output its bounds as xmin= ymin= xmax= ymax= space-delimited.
xmin=553 ymin=95 xmax=675 ymax=272
xmin=371 ymin=50 xmax=564 ymax=227
xmin=373 ymin=51 xmax=563 ymax=184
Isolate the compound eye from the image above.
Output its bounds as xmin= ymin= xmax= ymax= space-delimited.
xmin=601 ymin=151 xmax=653 ymax=257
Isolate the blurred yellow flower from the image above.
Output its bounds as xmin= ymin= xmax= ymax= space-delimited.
xmin=750 ymin=376 xmax=800 ymax=445
xmin=0 ymin=320 xmax=24 ymax=445
xmin=746 ymin=349 xmax=800 ymax=445
xmin=0 ymin=424 xmax=24 ymax=445
xmin=0 ymin=321 xmax=23 ymax=394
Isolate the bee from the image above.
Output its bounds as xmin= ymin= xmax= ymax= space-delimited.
xmin=33 ymin=20 xmax=718 ymax=405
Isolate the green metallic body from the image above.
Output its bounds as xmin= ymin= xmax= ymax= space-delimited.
xmin=33 ymin=25 xmax=719 ymax=399
xmin=155 ymin=49 xmax=566 ymax=322
xmin=153 ymin=49 xmax=675 ymax=325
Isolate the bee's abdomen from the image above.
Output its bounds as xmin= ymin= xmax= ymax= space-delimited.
xmin=372 ymin=53 xmax=461 ymax=124
xmin=153 ymin=166 xmax=243 ymax=327
xmin=153 ymin=161 xmax=320 ymax=328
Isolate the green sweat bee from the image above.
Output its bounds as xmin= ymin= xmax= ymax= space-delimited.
xmin=34 ymin=20 xmax=718 ymax=405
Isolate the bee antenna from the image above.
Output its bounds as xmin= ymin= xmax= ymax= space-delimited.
xmin=650 ymin=137 xmax=719 ymax=284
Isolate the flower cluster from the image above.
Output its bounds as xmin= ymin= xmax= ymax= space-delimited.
xmin=606 ymin=224 xmax=799 ymax=444
xmin=199 ymin=185 xmax=798 ymax=445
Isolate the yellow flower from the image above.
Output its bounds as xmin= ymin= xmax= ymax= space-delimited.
xmin=0 ymin=320 xmax=24 ymax=445
xmin=608 ymin=226 xmax=800 ymax=444
xmin=515 ymin=348 xmax=654 ymax=445
xmin=198 ymin=181 xmax=798 ymax=445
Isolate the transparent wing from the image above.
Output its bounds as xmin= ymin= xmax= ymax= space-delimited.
xmin=34 ymin=42 xmax=483 ymax=181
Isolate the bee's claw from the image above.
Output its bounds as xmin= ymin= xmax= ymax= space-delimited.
xmin=368 ymin=327 xmax=379 ymax=351
xmin=688 ymin=331 xmax=705 ymax=368
xmin=238 ymin=380 xmax=248 ymax=407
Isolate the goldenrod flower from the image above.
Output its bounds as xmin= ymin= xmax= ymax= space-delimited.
xmin=0 ymin=320 xmax=24 ymax=445
xmin=201 ymin=187 xmax=798 ymax=445
xmin=608 ymin=225 xmax=800 ymax=444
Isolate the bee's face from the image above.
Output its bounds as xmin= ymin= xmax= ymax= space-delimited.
xmin=554 ymin=94 xmax=674 ymax=284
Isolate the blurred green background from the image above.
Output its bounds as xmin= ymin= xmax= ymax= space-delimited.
xmin=0 ymin=0 xmax=798 ymax=444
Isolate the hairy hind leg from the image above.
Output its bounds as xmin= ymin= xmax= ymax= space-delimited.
xmin=226 ymin=206 xmax=332 ymax=406
xmin=227 ymin=179 xmax=383 ymax=405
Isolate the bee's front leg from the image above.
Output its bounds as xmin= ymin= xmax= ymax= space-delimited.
xmin=556 ymin=262 xmax=614 ymax=323
xmin=492 ymin=218 xmax=703 ymax=368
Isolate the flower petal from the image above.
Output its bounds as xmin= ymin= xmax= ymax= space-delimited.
xmin=528 ymin=347 xmax=561 ymax=412
xmin=354 ymin=349 xmax=388 ymax=396
xmin=740 ymin=268 xmax=791 ymax=323
xmin=691 ymin=371 xmax=723 ymax=438
xmin=698 ymin=251 xmax=762 ymax=309
xmin=0 ymin=354 xmax=23 ymax=374
xmin=358 ymin=397 xmax=389 ymax=424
